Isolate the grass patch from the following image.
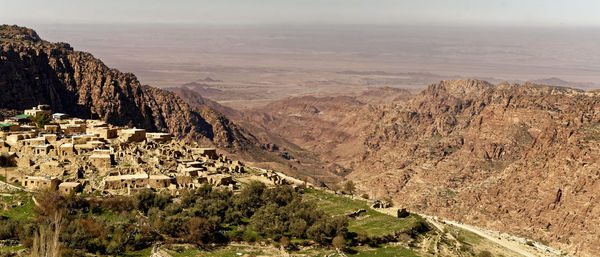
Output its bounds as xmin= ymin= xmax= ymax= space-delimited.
xmin=120 ymin=247 xmax=152 ymax=257
xmin=165 ymin=245 xmax=270 ymax=257
xmin=348 ymin=245 xmax=420 ymax=257
xmin=302 ymin=189 xmax=426 ymax=237
xmin=0 ymin=245 xmax=25 ymax=254
xmin=0 ymin=192 xmax=35 ymax=221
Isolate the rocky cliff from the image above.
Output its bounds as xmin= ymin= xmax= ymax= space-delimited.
xmin=348 ymin=79 xmax=600 ymax=256
xmin=0 ymin=25 xmax=255 ymax=149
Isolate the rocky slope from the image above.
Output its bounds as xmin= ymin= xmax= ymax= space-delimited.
xmin=239 ymin=87 xmax=413 ymax=174
xmin=347 ymin=79 xmax=600 ymax=256
xmin=171 ymin=87 xmax=344 ymax=184
xmin=0 ymin=25 xmax=254 ymax=149
xmin=241 ymin=78 xmax=599 ymax=256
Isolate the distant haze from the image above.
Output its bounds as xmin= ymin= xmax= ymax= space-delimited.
xmin=2 ymin=0 xmax=600 ymax=27
xmin=32 ymin=24 xmax=600 ymax=86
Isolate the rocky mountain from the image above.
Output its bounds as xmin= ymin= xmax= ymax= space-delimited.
xmin=345 ymin=79 xmax=600 ymax=256
xmin=0 ymin=25 xmax=256 ymax=150
xmin=240 ymin=79 xmax=600 ymax=256
xmin=238 ymin=87 xmax=413 ymax=174
xmin=171 ymin=87 xmax=345 ymax=184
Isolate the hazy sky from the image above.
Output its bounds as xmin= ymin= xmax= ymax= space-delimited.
xmin=1 ymin=0 xmax=599 ymax=27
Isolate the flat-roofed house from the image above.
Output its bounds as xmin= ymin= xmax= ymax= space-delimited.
xmin=31 ymin=144 xmax=53 ymax=155
xmin=58 ymin=143 xmax=74 ymax=156
xmin=58 ymin=182 xmax=82 ymax=195
xmin=146 ymin=132 xmax=172 ymax=142
xmin=104 ymin=174 xmax=149 ymax=190
xmin=148 ymin=174 xmax=172 ymax=188
xmin=90 ymin=153 xmax=114 ymax=169
xmin=118 ymin=128 xmax=146 ymax=143
xmin=22 ymin=176 xmax=60 ymax=191
xmin=87 ymin=127 xmax=118 ymax=140
xmin=44 ymin=124 xmax=60 ymax=134
xmin=24 ymin=105 xmax=51 ymax=117
xmin=61 ymin=124 xmax=86 ymax=135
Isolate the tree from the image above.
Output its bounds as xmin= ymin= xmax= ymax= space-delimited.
xmin=31 ymin=113 xmax=51 ymax=129
xmin=343 ymin=180 xmax=356 ymax=198
xmin=184 ymin=217 xmax=214 ymax=245
xmin=32 ymin=191 xmax=65 ymax=257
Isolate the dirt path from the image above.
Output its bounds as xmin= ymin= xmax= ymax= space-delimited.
xmin=429 ymin=216 xmax=565 ymax=257
xmin=372 ymin=205 xmax=563 ymax=257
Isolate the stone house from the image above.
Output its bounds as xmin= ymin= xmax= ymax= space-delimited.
xmin=148 ymin=174 xmax=172 ymax=188
xmin=58 ymin=182 xmax=82 ymax=195
xmin=61 ymin=124 xmax=86 ymax=135
xmin=146 ymin=133 xmax=172 ymax=142
xmin=104 ymin=174 xmax=149 ymax=190
xmin=58 ymin=143 xmax=74 ymax=156
xmin=24 ymin=105 xmax=51 ymax=117
xmin=31 ymin=144 xmax=53 ymax=156
xmin=90 ymin=153 xmax=114 ymax=169
xmin=207 ymin=174 xmax=234 ymax=186
xmin=22 ymin=176 xmax=60 ymax=191
xmin=118 ymin=128 xmax=146 ymax=143
xmin=44 ymin=125 xmax=60 ymax=134
xmin=87 ymin=127 xmax=117 ymax=140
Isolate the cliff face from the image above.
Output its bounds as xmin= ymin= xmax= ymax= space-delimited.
xmin=349 ymin=79 xmax=600 ymax=256
xmin=0 ymin=25 xmax=254 ymax=149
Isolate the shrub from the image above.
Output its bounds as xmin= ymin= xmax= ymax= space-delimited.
xmin=478 ymin=250 xmax=493 ymax=257
xmin=343 ymin=181 xmax=356 ymax=196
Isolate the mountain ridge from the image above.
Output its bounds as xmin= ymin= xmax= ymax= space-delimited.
xmin=0 ymin=24 xmax=258 ymax=151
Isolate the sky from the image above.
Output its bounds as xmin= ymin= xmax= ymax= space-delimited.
xmin=1 ymin=0 xmax=599 ymax=27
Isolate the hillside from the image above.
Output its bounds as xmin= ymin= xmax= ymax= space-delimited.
xmin=239 ymin=79 xmax=600 ymax=256
xmin=171 ymin=87 xmax=344 ymax=184
xmin=347 ymin=79 xmax=600 ymax=256
xmin=238 ymin=87 xmax=414 ymax=174
xmin=0 ymin=25 xmax=259 ymax=150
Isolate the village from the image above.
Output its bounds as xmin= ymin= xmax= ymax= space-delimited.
xmin=0 ymin=105 xmax=293 ymax=196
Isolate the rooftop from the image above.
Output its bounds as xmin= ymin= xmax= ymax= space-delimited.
xmin=105 ymin=174 xmax=149 ymax=181
xmin=59 ymin=182 xmax=81 ymax=187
